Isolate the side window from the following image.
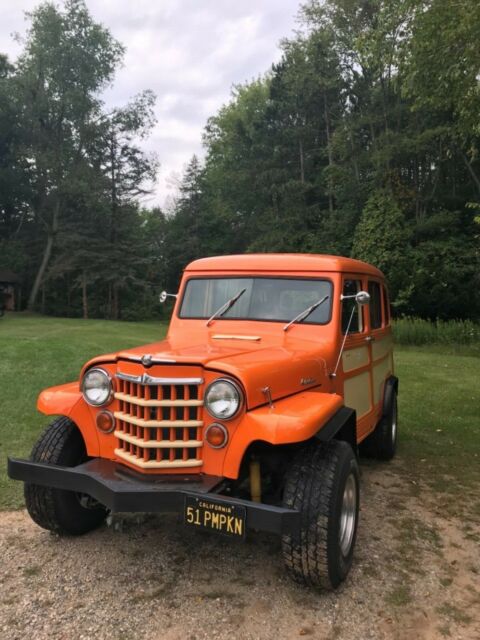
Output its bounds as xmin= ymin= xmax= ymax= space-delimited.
xmin=368 ymin=281 xmax=382 ymax=329
xmin=382 ymin=285 xmax=390 ymax=325
xmin=342 ymin=279 xmax=363 ymax=333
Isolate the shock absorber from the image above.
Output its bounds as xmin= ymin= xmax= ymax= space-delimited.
xmin=249 ymin=457 xmax=261 ymax=502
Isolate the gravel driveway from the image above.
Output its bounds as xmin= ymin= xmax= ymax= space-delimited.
xmin=1 ymin=459 xmax=479 ymax=640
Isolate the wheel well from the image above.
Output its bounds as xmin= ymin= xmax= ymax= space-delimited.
xmin=333 ymin=411 xmax=357 ymax=452
xmin=237 ymin=440 xmax=301 ymax=479
xmin=315 ymin=406 xmax=357 ymax=452
xmin=233 ymin=410 xmax=358 ymax=486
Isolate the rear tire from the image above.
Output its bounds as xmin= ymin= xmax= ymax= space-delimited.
xmin=360 ymin=392 xmax=398 ymax=461
xmin=24 ymin=417 xmax=107 ymax=535
xmin=281 ymin=440 xmax=360 ymax=590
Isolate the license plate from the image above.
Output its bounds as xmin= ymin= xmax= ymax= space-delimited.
xmin=184 ymin=495 xmax=246 ymax=539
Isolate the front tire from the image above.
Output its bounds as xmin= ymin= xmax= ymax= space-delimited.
xmin=281 ymin=440 xmax=360 ymax=590
xmin=25 ymin=417 xmax=107 ymax=535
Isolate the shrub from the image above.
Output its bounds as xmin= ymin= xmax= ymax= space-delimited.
xmin=393 ymin=317 xmax=480 ymax=345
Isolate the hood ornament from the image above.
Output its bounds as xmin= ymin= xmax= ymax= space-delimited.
xmin=141 ymin=354 xmax=153 ymax=367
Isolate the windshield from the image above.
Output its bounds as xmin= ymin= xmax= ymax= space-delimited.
xmin=180 ymin=277 xmax=332 ymax=325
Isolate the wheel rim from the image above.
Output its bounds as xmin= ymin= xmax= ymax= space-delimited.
xmin=339 ymin=473 xmax=357 ymax=556
xmin=391 ymin=398 xmax=397 ymax=445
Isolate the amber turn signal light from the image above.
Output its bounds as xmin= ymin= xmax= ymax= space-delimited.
xmin=96 ymin=410 xmax=115 ymax=433
xmin=205 ymin=423 xmax=228 ymax=449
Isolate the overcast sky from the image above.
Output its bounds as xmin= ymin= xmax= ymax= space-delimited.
xmin=0 ymin=0 xmax=302 ymax=207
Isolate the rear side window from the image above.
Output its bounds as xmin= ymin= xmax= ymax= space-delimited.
xmin=368 ymin=281 xmax=382 ymax=329
xmin=383 ymin=285 xmax=390 ymax=325
xmin=342 ymin=279 xmax=364 ymax=333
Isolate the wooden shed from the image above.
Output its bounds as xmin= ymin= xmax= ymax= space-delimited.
xmin=0 ymin=270 xmax=19 ymax=311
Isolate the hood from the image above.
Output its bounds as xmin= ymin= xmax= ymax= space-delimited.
xmin=83 ymin=335 xmax=333 ymax=409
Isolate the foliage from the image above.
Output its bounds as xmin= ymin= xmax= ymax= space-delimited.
xmin=352 ymin=189 xmax=412 ymax=309
xmin=157 ymin=0 xmax=480 ymax=320
xmin=0 ymin=0 xmax=158 ymax=319
xmin=1 ymin=0 xmax=480 ymax=320
xmin=393 ymin=317 xmax=480 ymax=346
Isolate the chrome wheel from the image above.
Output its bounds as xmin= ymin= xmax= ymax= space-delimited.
xmin=339 ymin=472 xmax=357 ymax=556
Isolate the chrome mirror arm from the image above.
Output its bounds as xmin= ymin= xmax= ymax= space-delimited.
xmin=330 ymin=305 xmax=356 ymax=378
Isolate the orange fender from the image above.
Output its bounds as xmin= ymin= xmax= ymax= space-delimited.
xmin=223 ymin=390 xmax=343 ymax=478
xmin=37 ymin=383 xmax=100 ymax=456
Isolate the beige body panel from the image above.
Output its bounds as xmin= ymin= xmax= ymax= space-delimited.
xmin=344 ymin=371 xmax=372 ymax=419
xmin=342 ymin=345 xmax=369 ymax=373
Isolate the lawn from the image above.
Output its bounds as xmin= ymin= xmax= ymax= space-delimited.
xmin=0 ymin=313 xmax=167 ymax=509
xmin=0 ymin=313 xmax=479 ymax=510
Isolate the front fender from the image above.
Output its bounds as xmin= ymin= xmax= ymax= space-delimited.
xmin=37 ymin=383 xmax=100 ymax=456
xmin=223 ymin=390 xmax=343 ymax=478
xmin=37 ymin=382 xmax=81 ymax=416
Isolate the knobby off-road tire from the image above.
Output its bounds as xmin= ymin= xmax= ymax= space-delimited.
xmin=360 ymin=392 xmax=398 ymax=461
xmin=24 ymin=417 xmax=107 ymax=535
xmin=281 ymin=440 xmax=360 ymax=590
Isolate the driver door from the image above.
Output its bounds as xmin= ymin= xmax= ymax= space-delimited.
xmin=340 ymin=277 xmax=374 ymax=439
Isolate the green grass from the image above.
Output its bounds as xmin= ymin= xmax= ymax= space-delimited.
xmin=0 ymin=313 xmax=167 ymax=509
xmin=395 ymin=347 xmax=480 ymax=492
xmin=0 ymin=313 xmax=479 ymax=509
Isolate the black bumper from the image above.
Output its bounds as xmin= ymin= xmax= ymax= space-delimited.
xmin=7 ymin=457 xmax=300 ymax=536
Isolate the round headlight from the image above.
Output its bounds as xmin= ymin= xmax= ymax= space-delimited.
xmin=205 ymin=379 xmax=242 ymax=420
xmin=81 ymin=368 xmax=113 ymax=407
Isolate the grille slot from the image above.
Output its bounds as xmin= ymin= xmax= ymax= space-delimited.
xmin=113 ymin=376 xmax=204 ymax=470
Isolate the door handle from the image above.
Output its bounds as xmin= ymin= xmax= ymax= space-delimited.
xmin=365 ymin=335 xmax=375 ymax=342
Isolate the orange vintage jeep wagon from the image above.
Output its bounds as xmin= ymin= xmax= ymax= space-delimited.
xmin=8 ymin=254 xmax=398 ymax=589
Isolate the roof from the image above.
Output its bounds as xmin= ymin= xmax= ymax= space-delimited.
xmin=185 ymin=254 xmax=384 ymax=278
xmin=0 ymin=270 xmax=19 ymax=283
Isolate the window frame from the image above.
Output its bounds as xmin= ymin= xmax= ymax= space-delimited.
xmin=367 ymin=280 xmax=383 ymax=330
xmin=341 ymin=277 xmax=365 ymax=335
xmin=382 ymin=284 xmax=391 ymax=326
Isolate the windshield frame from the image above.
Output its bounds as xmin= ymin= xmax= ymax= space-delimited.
xmin=178 ymin=275 xmax=334 ymax=326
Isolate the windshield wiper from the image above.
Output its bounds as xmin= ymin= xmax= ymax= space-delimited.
xmin=283 ymin=295 xmax=330 ymax=332
xmin=206 ymin=288 xmax=247 ymax=327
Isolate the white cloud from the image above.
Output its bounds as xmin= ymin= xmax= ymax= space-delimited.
xmin=0 ymin=0 xmax=301 ymax=206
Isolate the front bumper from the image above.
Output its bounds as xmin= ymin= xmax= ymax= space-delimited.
xmin=7 ymin=457 xmax=300 ymax=536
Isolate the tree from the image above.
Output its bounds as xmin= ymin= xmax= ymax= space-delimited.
xmin=0 ymin=55 xmax=30 ymax=246
xmin=14 ymin=0 xmax=124 ymax=310
xmin=351 ymin=189 xmax=412 ymax=309
xmin=90 ymin=90 xmax=159 ymax=318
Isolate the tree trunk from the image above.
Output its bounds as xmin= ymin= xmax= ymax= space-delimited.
xmin=81 ymin=271 xmax=88 ymax=319
xmin=299 ymin=138 xmax=305 ymax=184
xmin=28 ymin=201 xmax=60 ymax=311
xmin=323 ymin=91 xmax=334 ymax=214
xmin=28 ymin=232 xmax=54 ymax=310
xmin=112 ymin=283 xmax=119 ymax=320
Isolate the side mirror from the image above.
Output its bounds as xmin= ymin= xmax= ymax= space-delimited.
xmin=340 ymin=291 xmax=370 ymax=305
xmin=159 ymin=291 xmax=178 ymax=304
xmin=355 ymin=291 xmax=370 ymax=305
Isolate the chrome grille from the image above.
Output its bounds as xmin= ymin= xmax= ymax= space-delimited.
xmin=113 ymin=373 xmax=204 ymax=470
